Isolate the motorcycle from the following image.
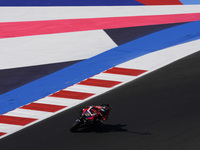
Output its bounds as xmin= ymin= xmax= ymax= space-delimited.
xmin=70 ymin=106 xmax=103 ymax=132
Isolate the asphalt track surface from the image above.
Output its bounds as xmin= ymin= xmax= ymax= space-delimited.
xmin=1 ymin=51 xmax=200 ymax=150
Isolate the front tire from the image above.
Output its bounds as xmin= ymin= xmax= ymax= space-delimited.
xmin=70 ymin=120 xmax=82 ymax=132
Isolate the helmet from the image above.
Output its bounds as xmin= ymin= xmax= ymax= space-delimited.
xmin=100 ymin=104 xmax=111 ymax=109
xmin=100 ymin=104 xmax=111 ymax=115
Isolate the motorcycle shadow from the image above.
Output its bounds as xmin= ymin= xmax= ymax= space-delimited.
xmin=73 ymin=124 xmax=152 ymax=135
xmin=73 ymin=124 xmax=127 ymax=133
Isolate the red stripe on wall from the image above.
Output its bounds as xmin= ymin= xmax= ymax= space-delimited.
xmin=0 ymin=13 xmax=199 ymax=39
xmin=0 ymin=115 xmax=37 ymax=126
xmin=20 ymin=103 xmax=66 ymax=112
xmin=50 ymin=90 xmax=94 ymax=100
xmin=78 ymin=78 xmax=122 ymax=88
xmin=136 ymin=0 xmax=183 ymax=5
xmin=0 ymin=132 xmax=6 ymax=136
xmin=104 ymin=67 xmax=147 ymax=76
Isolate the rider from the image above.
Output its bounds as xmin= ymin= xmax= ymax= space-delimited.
xmin=80 ymin=104 xmax=111 ymax=123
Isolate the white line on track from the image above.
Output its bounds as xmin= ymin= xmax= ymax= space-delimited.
xmin=0 ymin=123 xmax=22 ymax=133
xmin=35 ymin=97 xmax=82 ymax=106
xmin=5 ymin=109 xmax=52 ymax=119
xmin=65 ymin=84 xmax=109 ymax=94
xmin=91 ymin=72 xmax=136 ymax=82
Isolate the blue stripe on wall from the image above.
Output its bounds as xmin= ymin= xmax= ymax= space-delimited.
xmin=180 ymin=0 xmax=200 ymax=5
xmin=0 ymin=21 xmax=200 ymax=115
xmin=0 ymin=0 xmax=143 ymax=6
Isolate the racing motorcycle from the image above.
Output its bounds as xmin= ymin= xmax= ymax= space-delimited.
xmin=70 ymin=106 xmax=104 ymax=132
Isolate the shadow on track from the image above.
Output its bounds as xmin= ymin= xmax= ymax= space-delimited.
xmin=71 ymin=124 xmax=152 ymax=135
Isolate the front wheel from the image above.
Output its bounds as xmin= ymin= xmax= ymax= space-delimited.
xmin=70 ymin=120 xmax=82 ymax=132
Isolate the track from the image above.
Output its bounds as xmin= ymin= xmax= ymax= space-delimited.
xmin=1 ymin=51 xmax=200 ymax=150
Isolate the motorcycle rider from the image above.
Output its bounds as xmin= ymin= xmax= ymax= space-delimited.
xmin=80 ymin=104 xmax=111 ymax=124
